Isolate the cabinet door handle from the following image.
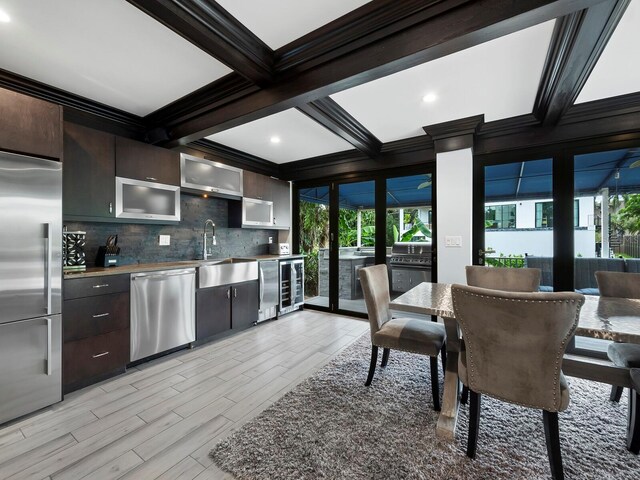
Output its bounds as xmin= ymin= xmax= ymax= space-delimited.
xmin=92 ymin=313 xmax=110 ymax=318
xmin=92 ymin=351 xmax=110 ymax=358
xmin=234 ymin=288 xmax=237 ymax=298
xmin=92 ymin=284 xmax=109 ymax=289
xmin=226 ymin=288 xmax=231 ymax=299
xmin=109 ymin=202 xmax=113 ymax=214
xmin=145 ymin=177 xmax=157 ymax=182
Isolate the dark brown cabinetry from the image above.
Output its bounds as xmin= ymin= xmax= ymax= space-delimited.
xmin=196 ymin=280 xmax=258 ymax=341
xmin=63 ymin=122 xmax=115 ymax=219
xmin=63 ymin=274 xmax=130 ymax=393
xmin=243 ymin=170 xmax=273 ymax=200
xmin=0 ymin=86 xmax=62 ymax=159
xmin=116 ymin=136 xmax=180 ymax=186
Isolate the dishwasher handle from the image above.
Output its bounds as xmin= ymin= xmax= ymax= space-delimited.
xmin=132 ymin=269 xmax=195 ymax=280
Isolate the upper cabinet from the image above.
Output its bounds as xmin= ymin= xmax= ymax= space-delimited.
xmin=180 ymin=153 xmax=243 ymax=199
xmin=63 ymin=122 xmax=116 ymax=219
xmin=0 ymin=86 xmax=62 ymax=159
xmin=116 ymin=137 xmax=180 ymax=186
xmin=243 ymin=170 xmax=273 ymax=201
xmin=271 ymin=178 xmax=291 ymax=230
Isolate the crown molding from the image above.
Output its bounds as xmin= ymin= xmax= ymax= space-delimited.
xmin=297 ymin=97 xmax=382 ymax=157
xmin=126 ymin=0 xmax=273 ymax=85
xmin=533 ymin=0 xmax=631 ymax=125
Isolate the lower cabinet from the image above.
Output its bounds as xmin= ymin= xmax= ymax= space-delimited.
xmin=196 ymin=280 xmax=259 ymax=341
xmin=63 ymin=275 xmax=130 ymax=394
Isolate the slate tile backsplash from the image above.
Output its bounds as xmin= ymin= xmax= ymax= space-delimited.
xmin=65 ymin=194 xmax=277 ymax=267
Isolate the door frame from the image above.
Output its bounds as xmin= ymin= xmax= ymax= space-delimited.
xmin=294 ymin=164 xmax=436 ymax=317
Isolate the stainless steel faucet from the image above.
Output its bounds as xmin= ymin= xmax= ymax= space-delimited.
xmin=203 ymin=219 xmax=216 ymax=260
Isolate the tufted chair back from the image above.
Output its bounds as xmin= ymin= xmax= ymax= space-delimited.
xmin=466 ymin=265 xmax=541 ymax=292
xmin=596 ymin=271 xmax=640 ymax=299
xmin=451 ymin=285 xmax=584 ymax=412
xmin=359 ymin=264 xmax=393 ymax=337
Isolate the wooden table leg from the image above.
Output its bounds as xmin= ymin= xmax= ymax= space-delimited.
xmin=436 ymin=316 xmax=461 ymax=440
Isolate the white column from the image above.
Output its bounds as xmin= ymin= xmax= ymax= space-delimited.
xmin=356 ymin=209 xmax=362 ymax=247
xmin=399 ymin=208 xmax=405 ymax=236
xmin=601 ymin=188 xmax=609 ymax=258
xmin=437 ymin=148 xmax=473 ymax=284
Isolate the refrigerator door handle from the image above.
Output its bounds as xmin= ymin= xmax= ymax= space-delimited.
xmin=46 ymin=317 xmax=52 ymax=376
xmin=45 ymin=223 xmax=52 ymax=315
xmin=259 ymin=266 xmax=265 ymax=305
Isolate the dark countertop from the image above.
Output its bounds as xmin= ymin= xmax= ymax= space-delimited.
xmin=63 ymin=254 xmax=305 ymax=279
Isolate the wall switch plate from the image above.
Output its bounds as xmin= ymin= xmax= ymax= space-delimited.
xmin=159 ymin=235 xmax=170 ymax=246
xmin=268 ymin=237 xmax=273 ymax=244
xmin=445 ymin=235 xmax=462 ymax=247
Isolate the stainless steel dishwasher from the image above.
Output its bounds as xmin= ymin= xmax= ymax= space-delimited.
xmin=130 ymin=268 xmax=196 ymax=362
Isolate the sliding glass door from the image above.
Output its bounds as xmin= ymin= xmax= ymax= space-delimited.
xmin=296 ymin=167 xmax=435 ymax=317
xmin=477 ymin=158 xmax=554 ymax=289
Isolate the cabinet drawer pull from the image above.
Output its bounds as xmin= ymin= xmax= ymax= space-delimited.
xmin=92 ymin=351 xmax=110 ymax=358
xmin=145 ymin=177 xmax=157 ymax=181
xmin=92 ymin=284 xmax=109 ymax=289
xmin=92 ymin=313 xmax=110 ymax=318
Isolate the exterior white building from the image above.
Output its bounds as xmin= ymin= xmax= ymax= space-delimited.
xmin=484 ymin=197 xmax=596 ymax=258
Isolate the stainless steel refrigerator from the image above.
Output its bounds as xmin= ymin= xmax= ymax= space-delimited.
xmin=0 ymin=151 xmax=62 ymax=425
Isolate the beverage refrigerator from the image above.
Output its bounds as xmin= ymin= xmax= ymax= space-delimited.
xmin=0 ymin=151 xmax=63 ymax=425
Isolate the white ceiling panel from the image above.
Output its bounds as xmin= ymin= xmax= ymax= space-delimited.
xmin=216 ymin=0 xmax=371 ymax=50
xmin=0 ymin=0 xmax=231 ymax=116
xmin=331 ymin=20 xmax=556 ymax=143
xmin=576 ymin=0 xmax=640 ymax=103
xmin=207 ymin=109 xmax=354 ymax=164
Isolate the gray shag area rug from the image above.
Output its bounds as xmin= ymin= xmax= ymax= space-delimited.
xmin=211 ymin=334 xmax=640 ymax=479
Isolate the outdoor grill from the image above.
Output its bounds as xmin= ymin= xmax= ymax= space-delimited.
xmin=388 ymin=242 xmax=433 ymax=293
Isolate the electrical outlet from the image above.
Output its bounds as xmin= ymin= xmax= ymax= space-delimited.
xmin=158 ymin=235 xmax=170 ymax=246
xmin=268 ymin=237 xmax=273 ymax=244
xmin=445 ymin=236 xmax=462 ymax=247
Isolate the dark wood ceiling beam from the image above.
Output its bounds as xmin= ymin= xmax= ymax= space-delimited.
xmin=164 ymin=0 xmax=602 ymax=146
xmin=126 ymin=0 xmax=274 ymax=85
xmin=297 ymin=97 xmax=382 ymax=157
xmin=533 ymin=0 xmax=631 ymax=126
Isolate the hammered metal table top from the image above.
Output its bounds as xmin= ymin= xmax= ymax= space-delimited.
xmin=391 ymin=282 xmax=640 ymax=344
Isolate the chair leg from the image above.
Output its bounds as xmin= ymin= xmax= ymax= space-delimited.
xmin=543 ymin=410 xmax=564 ymax=480
xmin=440 ymin=345 xmax=447 ymax=376
xmin=627 ymin=387 xmax=640 ymax=454
xmin=461 ymin=385 xmax=469 ymax=405
xmin=429 ymin=356 xmax=441 ymax=412
xmin=467 ymin=390 xmax=481 ymax=459
xmin=381 ymin=348 xmax=390 ymax=367
xmin=365 ymin=346 xmax=379 ymax=386
xmin=611 ymin=385 xmax=624 ymax=403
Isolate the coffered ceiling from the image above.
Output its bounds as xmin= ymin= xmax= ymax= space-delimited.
xmin=215 ymin=0 xmax=371 ymax=50
xmin=0 ymin=0 xmax=636 ymax=169
xmin=0 ymin=0 xmax=231 ymax=116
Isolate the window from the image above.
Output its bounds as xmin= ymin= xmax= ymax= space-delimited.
xmin=535 ymin=200 xmax=579 ymax=228
xmin=535 ymin=201 xmax=553 ymax=228
xmin=484 ymin=204 xmax=516 ymax=229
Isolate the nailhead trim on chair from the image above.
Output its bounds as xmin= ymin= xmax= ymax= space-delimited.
xmin=452 ymin=291 xmax=582 ymax=412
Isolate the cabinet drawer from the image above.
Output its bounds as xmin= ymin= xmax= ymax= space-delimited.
xmin=64 ymin=274 xmax=130 ymax=299
xmin=64 ymin=293 xmax=129 ymax=342
xmin=63 ymin=329 xmax=129 ymax=387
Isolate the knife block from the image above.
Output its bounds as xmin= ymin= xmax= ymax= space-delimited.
xmin=96 ymin=246 xmax=119 ymax=267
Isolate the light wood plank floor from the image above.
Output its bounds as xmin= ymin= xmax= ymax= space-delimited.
xmin=0 ymin=310 xmax=368 ymax=480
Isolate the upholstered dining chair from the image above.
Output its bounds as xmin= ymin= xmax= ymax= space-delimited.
xmin=596 ymin=272 xmax=640 ymax=406
xmin=451 ymin=284 xmax=584 ymax=480
xmin=459 ymin=266 xmax=542 ymax=403
xmin=630 ymin=369 xmax=640 ymax=454
xmin=359 ymin=264 xmax=446 ymax=411
xmin=465 ymin=265 xmax=541 ymax=292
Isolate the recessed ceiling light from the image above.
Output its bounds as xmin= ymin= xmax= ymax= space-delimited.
xmin=0 ymin=9 xmax=10 ymax=23
xmin=422 ymin=93 xmax=437 ymax=103
xmin=270 ymin=136 xmax=281 ymax=144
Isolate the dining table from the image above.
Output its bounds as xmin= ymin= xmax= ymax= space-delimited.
xmin=390 ymin=282 xmax=640 ymax=442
